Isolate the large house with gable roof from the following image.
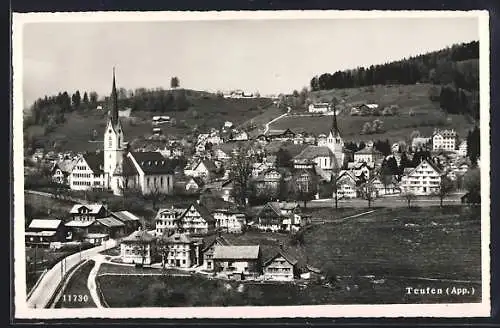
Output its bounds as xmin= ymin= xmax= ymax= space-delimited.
xmin=400 ymin=158 xmax=443 ymax=195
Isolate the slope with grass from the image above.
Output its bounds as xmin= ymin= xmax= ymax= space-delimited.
xmin=270 ymin=83 xmax=475 ymax=142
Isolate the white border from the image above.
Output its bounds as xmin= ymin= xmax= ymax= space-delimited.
xmin=13 ymin=10 xmax=491 ymax=319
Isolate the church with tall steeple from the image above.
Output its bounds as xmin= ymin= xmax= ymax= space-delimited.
xmin=103 ymin=68 xmax=126 ymax=193
xmin=293 ymin=100 xmax=346 ymax=175
xmin=69 ymin=69 xmax=176 ymax=196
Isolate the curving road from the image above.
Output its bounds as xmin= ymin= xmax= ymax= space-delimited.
xmin=26 ymin=239 xmax=117 ymax=309
xmin=263 ymin=107 xmax=291 ymax=135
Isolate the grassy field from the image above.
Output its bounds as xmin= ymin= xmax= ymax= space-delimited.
xmin=302 ymin=206 xmax=481 ymax=281
xmin=27 ymin=95 xmax=274 ymax=153
xmin=55 ymin=260 xmax=96 ymax=308
xmin=270 ymin=83 xmax=474 ymax=142
xmin=25 ymin=248 xmax=73 ymax=292
xmin=24 ymin=191 xmax=75 ymax=221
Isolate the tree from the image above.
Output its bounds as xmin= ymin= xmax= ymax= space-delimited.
xmin=401 ymin=191 xmax=417 ymax=208
xmin=170 ymin=77 xmax=180 ymax=89
xmin=361 ymin=122 xmax=372 ymax=135
xmin=89 ymin=91 xmax=98 ymax=105
xmin=275 ymin=148 xmax=293 ymax=168
xmin=229 ymin=146 xmax=253 ymax=206
xmin=359 ymin=183 xmax=376 ymax=208
xmin=463 ymin=168 xmax=480 ymax=194
xmin=331 ymin=171 xmax=341 ymax=209
xmin=71 ymin=90 xmax=81 ymax=109
xmin=82 ymin=92 xmax=89 ymax=107
xmin=435 ymin=176 xmax=454 ymax=207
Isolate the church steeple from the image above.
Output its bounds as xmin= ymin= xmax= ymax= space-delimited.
xmin=331 ymin=99 xmax=340 ymax=137
xmin=110 ymin=67 xmax=119 ymax=126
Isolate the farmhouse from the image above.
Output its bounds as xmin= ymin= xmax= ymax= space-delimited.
xmin=256 ymin=201 xmax=302 ymax=232
xmin=120 ymin=229 xmax=157 ymax=265
xmin=69 ymin=152 xmax=106 ymax=190
xmin=400 ymin=159 xmax=443 ymax=195
xmin=110 ymin=210 xmax=141 ymax=233
xmin=51 ymin=159 xmax=76 ymax=185
xmin=335 ymin=170 xmax=358 ymax=199
xmin=69 ymin=204 xmax=107 ymax=222
xmin=25 ymin=219 xmax=66 ymax=248
xmin=184 ymin=159 xmax=218 ymax=180
xmin=201 ymin=235 xmax=231 ymax=271
xmin=212 ymin=245 xmax=262 ymax=280
xmin=457 ymin=140 xmax=468 ymax=157
xmin=262 ymin=246 xmax=299 ymax=281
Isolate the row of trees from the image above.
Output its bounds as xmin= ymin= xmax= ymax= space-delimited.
xmin=310 ymin=41 xmax=478 ymax=91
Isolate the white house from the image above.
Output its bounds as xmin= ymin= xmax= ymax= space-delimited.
xmin=353 ymin=146 xmax=384 ymax=165
xmin=308 ymin=103 xmax=331 ymax=113
xmin=400 ymin=159 xmax=443 ymax=195
xmin=432 ymin=129 xmax=458 ymax=152
xmin=212 ymin=209 xmax=246 ymax=233
xmin=336 ymin=171 xmax=358 ymax=199
xmin=69 ymin=153 xmax=106 ymax=191
xmin=120 ymin=229 xmax=156 ymax=265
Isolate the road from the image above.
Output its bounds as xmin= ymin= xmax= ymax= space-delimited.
xmin=87 ymin=255 xmax=106 ymax=308
xmin=309 ymin=194 xmax=464 ymax=208
xmin=263 ymin=107 xmax=291 ymax=134
xmin=26 ymin=239 xmax=117 ymax=309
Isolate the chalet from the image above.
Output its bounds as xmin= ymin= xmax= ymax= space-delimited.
xmin=152 ymin=116 xmax=170 ymax=125
xmin=336 ymin=170 xmax=358 ymax=199
xmin=256 ymin=201 xmax=302 ymax=232
xmin=154 ymin=203 xmax=216 ymax=236
xmin=232 ymin=131 xmax=249 ymax=141
xmin=51 ymin=160 xmax=76 ymax=185
xmin=110 ymin=210 xmax=141 ymax=233
xmin=120 ymin=229 xmax=157 ymax=265
xmin=212 ymin=245 xmax=262 ymax=280
xmin=400 ymin=159 xmax=443 ymax=195
xmin=212 ymin=148 xmax=231 ymax=162
xmin=25 ymin=219 xmax=66 ymax=248
xmin=69 ymin=204 xmax=107 ymax=222
xmin=201 ymin=235 xmax=231 ymax=271
xmin=253 ymin=168 xmax=291 ymax=194
xmin=368 ymin=176 xmax=400 ymax=196
xmin=262 ymin=246 xmax=300 ymax=281
xmin=212 ymin=209 xmax=246 ymax=233
xmin=358 ymin=103 xmax=379 ymax=115
xmin=64 ymin=219 xmax=111 ymax=245
xmin=353 ymin=146 xmax=384 ymax=165
xmin=158 ymin=232 xmax=203 ymax=268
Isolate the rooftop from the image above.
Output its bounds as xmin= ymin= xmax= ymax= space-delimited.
xmin=213 ymin=245 xmax=260 ymax=260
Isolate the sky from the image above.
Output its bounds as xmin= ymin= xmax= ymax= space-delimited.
xmin=20 ymin=16 xmax=479 ymax=108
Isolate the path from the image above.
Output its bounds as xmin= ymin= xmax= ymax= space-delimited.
xmin=87 ymin=255 xmax=106 ymax=308
xmin=27 ymin=239 xmax=117 ymax=309
xmin=263 ymin=107 xmax=291 ymax=134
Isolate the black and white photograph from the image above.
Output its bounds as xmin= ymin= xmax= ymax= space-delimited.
xmin=12 ymin=10 xmax=490 ymax=319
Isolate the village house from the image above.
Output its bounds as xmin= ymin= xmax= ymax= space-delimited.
xmin=158 ymin=231 xmax=203 ymax=268
xmin=109 ymin=210 xmax=141 ymax=234
xmin=253 ymin=168 xmax=291 ymax=195
xmin=400 ymin=158 xmax=443 ymax=195
xmin=201 ymin=235 xmax=231 ymax=271
xmin=256 ymin=201 xmax=302 ymax=232
xmin=212 ymin=245 xmax=262 ymax=280
xmin=183 ymin=176 xmax=205 ymax=192
xmin=347 ymin=161 xmax=373 ymax=181
xmin=353 ymin=146 xmax=384 ymax=165
xmin=25 ymin=219 xmax=67 ymax=248
xmin=212 ymin=208 xmax=246 ymax=233
xmin=262 ymin=246 xmax=300 ymax=281
xmin=232 ymin=130 xmax=249 ymax=141
xmin=69 ymin=204 xmax=108 ymax=222
xmin=335 ymin=170 xmax=358 ymax=199
xmin=358 ymin=103 xmax=379 ymax=115
xmin=69 ymin=152 xmax=106 ymax=191
xmin=154 ymin=203 xmax=216 ymax=236
xmin=120 ymin=229 xmax=157 ymax=265
xmin=95 ymin=216 xmax=127 ymax=239
xmin=64 ymin=219 xmax=110 ymax=245
xmin=51 ymin=159 xmax=76 ymax=185
xmin=308 ymin=102 xmax=331 ymax=113
xmin=366 ymin=175 xmax=400 ymax=196
xmin=184 ymin=159 xmax=218 ymax=181
xmin=432 ymin=129 xmax=458 ymax=152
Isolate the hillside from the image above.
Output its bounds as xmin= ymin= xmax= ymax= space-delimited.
xmin=24 ymin=92 xmax=275 ymax=153
xmin=269 ymin=83 xmax=475 ymax=143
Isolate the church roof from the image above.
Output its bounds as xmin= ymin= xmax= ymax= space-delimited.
xmin=294 ymin=146 xmax=335 ymax=160
xmin=113 ymin=156 xmax=138 ymax=176
xmin=129 ymin=152 xmax=176 ymax=175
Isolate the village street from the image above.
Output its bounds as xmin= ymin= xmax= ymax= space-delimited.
xmin=263 ymin=107 xmax=291 ymax=134
xmin=26 ymin=239 xmax=117 ymax=309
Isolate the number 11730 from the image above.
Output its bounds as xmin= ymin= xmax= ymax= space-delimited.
xmin=62 ymin=294 xmax=89 ymax=303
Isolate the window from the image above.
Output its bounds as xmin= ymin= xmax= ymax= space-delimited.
xmin=160 ymin=177 xmax=163 ymax=187
xmin=108 ymin=136 xmax=112 ymax=148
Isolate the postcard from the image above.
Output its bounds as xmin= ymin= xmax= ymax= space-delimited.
xmin=12 ymin=10 xmax=491 ymax=319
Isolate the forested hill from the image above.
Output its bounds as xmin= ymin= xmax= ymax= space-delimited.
xmin=310 ymin=41 xmax=479 ymax=119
